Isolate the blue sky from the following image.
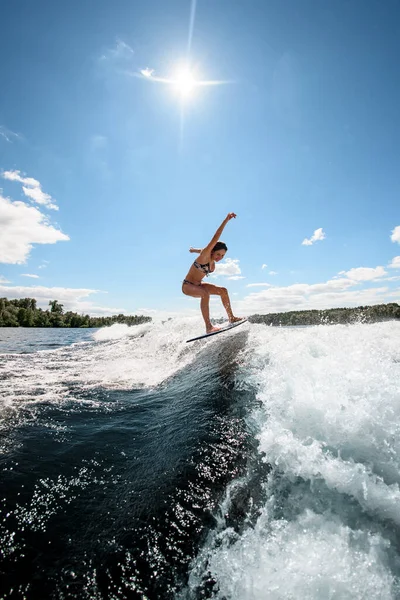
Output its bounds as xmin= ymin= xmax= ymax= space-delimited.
xmin=0 ymin=0 xmax=399 ymax=318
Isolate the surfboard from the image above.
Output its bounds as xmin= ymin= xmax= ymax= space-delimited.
xmin=186 ymin=318 xmax=248 ymax=343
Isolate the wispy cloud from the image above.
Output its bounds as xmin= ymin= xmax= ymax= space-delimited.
xmin=100 ymin=39 xmax=230 ymax=103
xmin=21 ymin=273 xmax=39 ymax=279
xmin=131 ymin=62 xmax=232 ymax=101
xmin=391 ymin=226 xmax=400 ymax=244
xmin=2 ymin=170 xmax=58 ymax=210
xmin=2 ymin=170 xmax=40 ymax=188
xmin=246 ymin=282 xmax=272 ymax=288
xmin=0 ymin=276 xmax=11 ymax=283
xmin=100 ymin=39 xmax=134 ymax=63
xmin=38 ymin=260 xmax=50 ymax=269
xmin=22 ymin=186 xmax=57 ymax=209
xmin=302 ymin=227 xmax=326 ymax=246
xmin=388 ymin=256 xmax=400 ymax=269
xmin=0 ymin=125 xmax=21 ymax=143
xmin=136 ymin=66 xmax=231 ymax=89
xmin=259 ymin=266 xmax=277 ymax=276
xmin=140 ymin=68 xmax=154 ymax=78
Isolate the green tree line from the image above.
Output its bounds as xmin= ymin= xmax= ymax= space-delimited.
xmin=0 ymin=298 xmax=152 ymax=328
xmin=2 ymin=297 xmax=398 ymax=329
xmin=248 ymin=302 xmax=400 ymax=326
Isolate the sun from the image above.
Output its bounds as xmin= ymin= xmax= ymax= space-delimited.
xmin=137 ymin=62 xmax=230 ymax=103
xmin=173 ymin=67 xmax=196 ymax=98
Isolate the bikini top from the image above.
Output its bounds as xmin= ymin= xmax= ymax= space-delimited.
xmin=193 ymin=260 xmax=212 ymax=276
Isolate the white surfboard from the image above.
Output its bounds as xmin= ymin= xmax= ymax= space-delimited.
xmin=186 ymin=318 xmax=248 ymax=343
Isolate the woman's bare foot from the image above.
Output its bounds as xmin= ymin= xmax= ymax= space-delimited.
xmin=229 ymin=316 xmax=244 ymax=324
xmin=206 ymin=325 xmax=221 ymax=334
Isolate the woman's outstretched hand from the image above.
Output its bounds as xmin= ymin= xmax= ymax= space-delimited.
xmin=226 ymin=212 xmax=237 ymax=221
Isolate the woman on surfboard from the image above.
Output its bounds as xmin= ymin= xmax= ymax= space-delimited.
xmin=182 ymin=212 xmax=243 ymax=333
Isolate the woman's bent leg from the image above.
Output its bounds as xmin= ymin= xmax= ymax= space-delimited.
xmin=201 ymin=283 xmax=242 ymax=323
xmin=182 ymin=282 xmax=221 ymax=333
xmin=200 ymin=293 xmax=213 ymax=332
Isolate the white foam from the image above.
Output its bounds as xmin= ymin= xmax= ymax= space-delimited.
xmin=92 ymin=322 xmax=152 ymax=341
xmin=198 ymin=506 xmax=395 ymax=599
xmin=0 ymin=318 xmax=212 ymax=412
xmin=186 ymin=321 xmax=400 ymax=598
xmin=252 ymin=322 xmax=400 ymax=521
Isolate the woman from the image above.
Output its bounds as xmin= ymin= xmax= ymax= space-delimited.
xmin=182 ymin=212 xmax=242 ymax=333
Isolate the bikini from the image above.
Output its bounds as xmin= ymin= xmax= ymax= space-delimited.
xmin=193 ymin=260 xmax=211 ymax=275
xmin=183 ymin=261 xmax=212 ymax=286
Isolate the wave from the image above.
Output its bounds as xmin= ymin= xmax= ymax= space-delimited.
xmin=1 ymin=320 xmax=400 ymax=598
xmin=184 ymin=321 xmax=400 ymax=599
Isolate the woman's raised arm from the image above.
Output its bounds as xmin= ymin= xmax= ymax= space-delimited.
xmin=204 ymin=213 xmax=236 ymax=253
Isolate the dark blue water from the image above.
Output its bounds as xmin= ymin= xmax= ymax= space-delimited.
xmin=0 ymin=327 xmax=96 ymax=353
xmin=0 ymin=326 xmax=266 ymax=599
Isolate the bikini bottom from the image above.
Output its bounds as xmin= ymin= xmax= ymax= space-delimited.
xmin=182 ymin=279 xmax=202 ymax=286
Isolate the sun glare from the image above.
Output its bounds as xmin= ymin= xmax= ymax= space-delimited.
xmin=137 ymin=61 xmax=230 ymax=104
xmin=173 ymin=68 xmax=196 ymax=98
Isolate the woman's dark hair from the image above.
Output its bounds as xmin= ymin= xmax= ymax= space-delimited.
xmin=212 ymin=241 xmax=228 ymax=253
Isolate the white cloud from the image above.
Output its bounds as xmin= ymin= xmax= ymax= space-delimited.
xmin=22 ymin=185 xmax=57 ymax=209
xmin=0 ymin=284 xmax=98 ymax=304
xmin=236 ymin=277 xmax=396 ymax=316
xmin=2 ymin=170 xmax=58 ymax=210
xmin=269 ymin=271 xmax=278 ymax=276
xmin=136 ymin=307 xmax=158 ymax=314
xmin=261 ymin=263 xmax=268 ymax=270
xmin=238 ymin=258 xmax=400 ymax=316
xmin=388 ymin=256 xmax=400 ymax=269
xmin=38 ymin=260 xmax=50 ymax=269
xmin=140 ymin=68 xmax=154 ymax=78
xmin=302 ymin=227 xmax=326 ymax=246
xmin=227 ymin=275 xmax=245 ymax=281
xmin=342 ymin=266 xmax=387 ymax=281
xmin=391 ymin=226 xmax=400 ymax=244
xmin=0 ymin=283 xmax=121 ymax=316
xmin=3 ymin=170 xmax=40 ymax=188
xmin=0 ymin=193 xmax=69 ymax=264
xmin=21 ymin=273 xmax=39 ymax=279
xmin=0 ymin=276 xmax=10 ymax=283
xmin=70 ymin=301 xmax=129 ymax=316
xmin=213 ymin=257 xmax=242 ymax=278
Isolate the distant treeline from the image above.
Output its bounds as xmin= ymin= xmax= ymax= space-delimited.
xmin=248 ymin=302 xmax=400 ymax=326
xmin=0 ymin=298 xmax=152 ymax=328
xmin=2 ymin=298 xmax=399 ymax=329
